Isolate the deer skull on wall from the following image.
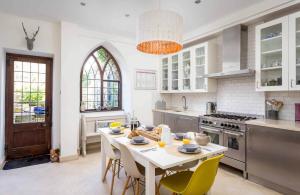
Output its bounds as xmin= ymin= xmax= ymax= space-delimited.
xmin=22 ymin=22 xmax=40 ymax=51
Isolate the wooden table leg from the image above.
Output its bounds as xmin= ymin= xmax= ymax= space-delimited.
xmin=100 ymin=136 xmax=106 ymax=182
xmin=145 ymin=161 xmax=156 ymax=195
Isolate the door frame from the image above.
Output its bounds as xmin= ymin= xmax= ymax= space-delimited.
xmin=5 ymin=53 xmax=53 ymax=159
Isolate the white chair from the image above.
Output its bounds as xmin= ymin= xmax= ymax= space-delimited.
xmin=118 ymin=143 xmax=165 ymax=195
xmin=101 ymin=133 xmax=121 ymax=195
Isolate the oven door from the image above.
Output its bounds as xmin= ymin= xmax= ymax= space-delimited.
xmin=223 ymin=130 xmax=245 ymax=162
xmin=200 ymin=126 xmax=223 ymax=146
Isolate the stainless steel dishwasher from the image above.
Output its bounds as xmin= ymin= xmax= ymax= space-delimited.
xmin=247 ymin=125 xmax=300 ymax=195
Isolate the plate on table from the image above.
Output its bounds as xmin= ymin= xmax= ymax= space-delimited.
xmin=109 ymin=131 xmax=124 ymax=135
xmin=130 ymin=139 xmax=150 ymax=145
xmin=178 ymin=145 xmax=201 ymax=154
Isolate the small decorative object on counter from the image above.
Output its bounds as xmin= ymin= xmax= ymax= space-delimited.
xmin=265 ymin=99 xmax=284 ymax=120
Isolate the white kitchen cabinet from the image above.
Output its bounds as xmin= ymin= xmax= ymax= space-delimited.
xmin=289 ymin=11 xmax=300 ymax=90
xmin=255 ymin=16 xmax=289 ymax=91
xmin=161 ymin=57 xmax=169 ymax=91
xmin=160 ymin=40 xmax=217 ymax=93
xmin=192 ymin=42 xmax=217 ymax=92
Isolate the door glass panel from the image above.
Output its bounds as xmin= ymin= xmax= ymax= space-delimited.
xmin=260 ymin=23 xmax=283 ymax=87
xmin=227 ymin=137 xmax=239 ymax=150
xmin=13 ymin=62 xmax=46 ymax=123
xmin=162 ymin=58 xmax=168 ymax=90
xmin=171 ymin=55 xmax=179 ymax=90
xmin=296 ymin=18 xmax=300 ymax=86
xmin=204 ymin=132 xmax=219 ymax=145
xmin=182 ymin=51 xmax=191 ymax=90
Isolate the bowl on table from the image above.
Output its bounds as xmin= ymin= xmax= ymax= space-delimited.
xmin=145 ymin=125 xmax=154 ymax=131
xmin=132 ymin=136 xmax=145 ymax=143
xmin=110 ymin=127 xmax=121 ymax=134
xmin=182 ymin=144 xmax=200 ymax=153
xmin=174 ymin=133 xmax=186 ymax=140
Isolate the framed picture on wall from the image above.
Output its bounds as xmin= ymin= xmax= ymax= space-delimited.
xmin=135 ymin=69 xmax=157 ymax=90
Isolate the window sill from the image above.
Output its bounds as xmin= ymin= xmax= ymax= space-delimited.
xmin=80 ymin=109 xmax=126 ymax=118
xmin=80 ymin=109 xmax=123 ymax=113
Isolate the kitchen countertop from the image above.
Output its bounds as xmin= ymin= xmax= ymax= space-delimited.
xmin=153 ymin=109 xmax=205 ymax=117
xmin=246 ymin=119 xmax=300 ymax=132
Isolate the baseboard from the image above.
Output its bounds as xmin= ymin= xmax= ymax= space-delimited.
xmin=59 ymin=154 xmax=79 ymax=162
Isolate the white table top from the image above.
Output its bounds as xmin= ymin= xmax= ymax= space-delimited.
xmin=99 ymin=128 xmax=227 ymax=170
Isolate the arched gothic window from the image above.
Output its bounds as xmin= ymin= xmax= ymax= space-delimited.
xmin=80 ymin=47 xmax=122 ymax=112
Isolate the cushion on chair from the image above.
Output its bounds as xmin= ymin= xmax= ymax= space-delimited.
xmin=160 ymin=171 xmax=193 ymax=193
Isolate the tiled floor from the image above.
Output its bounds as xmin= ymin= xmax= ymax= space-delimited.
xmin=0 ymin=152 xmax=281 ymax=195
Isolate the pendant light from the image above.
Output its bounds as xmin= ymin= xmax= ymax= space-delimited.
xmin=136 ymin=0 xmax=183 ymax=55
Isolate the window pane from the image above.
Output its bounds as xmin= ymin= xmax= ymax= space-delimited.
xmin=13 ymin=61 xmax=46 ymax=124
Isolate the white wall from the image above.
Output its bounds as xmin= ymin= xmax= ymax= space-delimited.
xmin=0 ymin=12 xmax=61 ymax=163
xmin=60 ymin=22 xmax=159 ymax=158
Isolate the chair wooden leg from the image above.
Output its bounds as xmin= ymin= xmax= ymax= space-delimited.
xmin=102 ymin=159 xmax=112 ymax=182
xmin=110 ymin=160 xmax=117 ymax=195
xmin=122 ymin=176 xmax=131 ymax=195
xmin=135 ymin=179 xmax=140 ymax=195
xmin=117 ymin=159 xmax=121 ymax=178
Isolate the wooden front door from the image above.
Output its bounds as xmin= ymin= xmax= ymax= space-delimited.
xmin=5 ymin=53 xmax=52 ymax=159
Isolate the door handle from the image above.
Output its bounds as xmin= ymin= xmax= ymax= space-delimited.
xmin=224 ymin=130 xmax=243 ymax=137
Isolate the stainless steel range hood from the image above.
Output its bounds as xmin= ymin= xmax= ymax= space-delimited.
xmin=205 ymin=25 xmax=255 ymax=79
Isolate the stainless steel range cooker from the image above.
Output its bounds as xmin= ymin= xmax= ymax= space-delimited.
xmin=199 ymin=113 xmax=257 ymax=178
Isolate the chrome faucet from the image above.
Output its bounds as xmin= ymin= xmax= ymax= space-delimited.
xmin=182 ymin=96 xmax=188 ymax=111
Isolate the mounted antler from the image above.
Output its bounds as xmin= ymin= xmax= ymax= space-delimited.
xmin=22 ymin=22 xmax=29 ymax=39
xmin=21 ymin=22 xmax=40 ymax=50
xmin=32 ymin=26 xmax=40 ymax=40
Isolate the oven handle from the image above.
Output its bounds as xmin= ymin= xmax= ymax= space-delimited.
xmin=200 ymin=126 xmax=222 ymax=134
xmin=224 ymin=130 xmax=243 ymax=137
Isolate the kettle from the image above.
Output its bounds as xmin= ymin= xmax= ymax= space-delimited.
xmin=206 ymin=102 xmax=216 ymax=115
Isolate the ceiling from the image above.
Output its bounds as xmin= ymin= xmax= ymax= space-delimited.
xmin=0 ymin=0 xmax=263 ymax=39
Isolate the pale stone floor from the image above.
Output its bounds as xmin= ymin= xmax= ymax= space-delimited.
xmin=0 ymin=152 xmax=281 ymax=195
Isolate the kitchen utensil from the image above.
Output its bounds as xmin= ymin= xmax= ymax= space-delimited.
xmin=160 ymin=125 xmax=172 ymax=145
xmin=174 ymin=133 xmax=186 ymax=140
xmin=206 ymin=102 xmax=216 ymax=114
xmin=132 ymin=136 xmax=145 ymax=143
xmin=178 ymin=145 xmax=201 ymax=154
xmin=195 ymin=133 xmax=211 ymax=146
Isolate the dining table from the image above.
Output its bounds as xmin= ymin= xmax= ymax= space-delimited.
xmin=98 ymin=128 xmax=227 ymax=195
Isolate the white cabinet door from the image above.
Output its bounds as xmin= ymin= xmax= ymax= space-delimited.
xmin=161 ymin=57 xmax=169 ymax=91
xmin=193 ymin=43 xmax=208 ymax=91
xmin=171 ymin=54 xmax=180 ymax=91
xmin=289 ymin=11 xmax=300 ymax=90
xmin=255 ymin=16 xmax=289 ymax=91
xmin=181 ymin=49 xmax=192 ymax=91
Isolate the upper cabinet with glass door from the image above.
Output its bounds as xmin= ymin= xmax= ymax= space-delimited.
xmin=171 ymin=54 xmax=179 ymax=91
xmin=255 ymin=16 xmax=289 ymax=91
xmin=182 ymin=49 xmax=191 ymax=91
xmin=193 ymin=41 xmax=217 ymax=92
xmin=289 ymin=12 xmax=300 ymax=90
xmin=159 ymin=40 xmax=217 ymax=93
xmin=161 ymin=57 xmax=169 ymax=91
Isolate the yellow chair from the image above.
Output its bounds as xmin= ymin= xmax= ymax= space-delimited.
xmin=160 ymin=154 xmax=224 ymax=195
xmin=109 ymin=121 xmax=121 ymax=128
